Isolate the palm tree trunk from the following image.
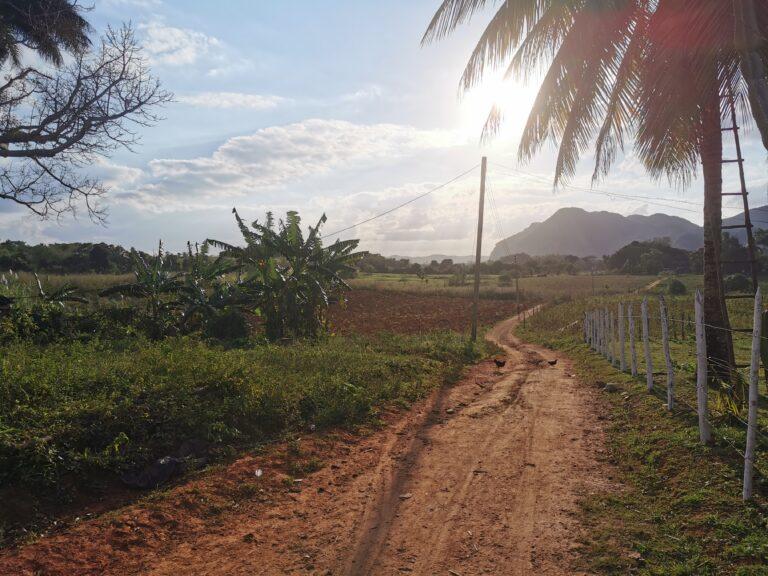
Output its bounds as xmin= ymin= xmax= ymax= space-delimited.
xmin=701 ymin=82 xmax=735 ymax=384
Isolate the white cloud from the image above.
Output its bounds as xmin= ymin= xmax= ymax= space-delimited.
xmin=89 ymin=158 xmax=145 ymax=189
xmin=114 ymin=119 xmax=462 ymax=212
xmin=177 ymin=92 xmax=287 ymax=110
xmin=139 ymin=22 xmax=222 ymax=67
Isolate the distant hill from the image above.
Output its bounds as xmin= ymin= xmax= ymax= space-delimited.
xmin=722 ymin=205 xmax=768 ymax=243
xmin=489 ymin=207 xmax=704 ymax=259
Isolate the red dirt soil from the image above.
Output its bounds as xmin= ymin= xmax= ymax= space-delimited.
xmin=0 ymin=313 xmax=612 ymax=575
xmin=328 ymin=288 xmax=522 ymax=334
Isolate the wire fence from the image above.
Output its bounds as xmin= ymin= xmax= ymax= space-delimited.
xmin=583 ymin=289 xmax=766 ymax=499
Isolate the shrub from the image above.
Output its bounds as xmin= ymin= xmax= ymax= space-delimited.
xmin=204 ymin=308 xmax=250 ymax=341
xmin=0 ymin=332 xmax=480 ymax=490
xmin=724 ymin=273 xmax=751 ymax=292
xmin=665 ymin=278 xmax=687 ymax=295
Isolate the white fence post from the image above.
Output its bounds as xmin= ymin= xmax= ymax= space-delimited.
xmin=593 ymin=310 xmax=597 ymax=350
xmin=629 ymin=303 xmax=638 ymax=377
xmin=602 ymin=308 xmax=608 ymax=358
xmin=694 ymin=289 xmax=711 ymax=445
xmin=659 ymin=295 xmax=674 ymax=410
xmin=642 ymin=297 xmax=653 ymax=392
xmin=595 ymin=309 xmax=600 ymax=353
xmin=607 ymin=309 xmax=613 ymax=364
xmin=619 ymin=302 xmax=626 ymax=372
xmin=744 ymin=287 xmax=762 ymax=501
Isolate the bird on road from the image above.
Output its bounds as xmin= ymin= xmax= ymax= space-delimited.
xmin=494 ymin=358 xmax=506 ymax=368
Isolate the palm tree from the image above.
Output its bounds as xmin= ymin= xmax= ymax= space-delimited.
xmin=0 ymin=0 xmax=90 ymax=66
xmin=424 ymin=0 xmax=768 ymax=385
xmin=735 ymin=0 xmax=768 ymax=149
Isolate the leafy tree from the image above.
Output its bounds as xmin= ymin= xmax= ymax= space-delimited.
xmin=423 ymin=0 xmax=768 ymax=382
xmin=607 ymin=240 xmax=691 ymax=274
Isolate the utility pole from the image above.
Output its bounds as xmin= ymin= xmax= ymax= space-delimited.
xmin=515 ymin=255 xmax=520 ymax=319
xmin=471 ymin=156 xmax=487 ymax=341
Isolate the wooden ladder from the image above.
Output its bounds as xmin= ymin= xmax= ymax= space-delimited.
xmin=720 ymin=88 xmax=759 ymax=299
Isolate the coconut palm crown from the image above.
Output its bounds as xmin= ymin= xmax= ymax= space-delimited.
xmin=423 ymin=0 xmax=768 ymax=387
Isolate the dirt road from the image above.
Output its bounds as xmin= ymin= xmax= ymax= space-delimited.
xmin=2 ymin=315 xmax=610 ymax=575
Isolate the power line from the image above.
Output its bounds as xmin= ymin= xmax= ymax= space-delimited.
xmin=489 ymin=161 xmax=704 ymax=211
xmin=323 ymin=165 xmax=480 ymax=239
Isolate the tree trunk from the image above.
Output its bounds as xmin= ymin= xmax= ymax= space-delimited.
xmin=701 ymin=80 xmax=735 ymax=385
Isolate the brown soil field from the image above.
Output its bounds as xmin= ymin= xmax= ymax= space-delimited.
xmin=328 ymin=288 xmax=523 ymax=334
xmin=0 ymin=312 xmax=611 ymax=575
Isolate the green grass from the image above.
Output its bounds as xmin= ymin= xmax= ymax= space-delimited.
xmin=5 ymin=270 xmax=658 ymax=303
xmin=0 ymin=330 xmax=484 ymax=541
xmin=350 ymin=272 xmax=656 ymax=301
xmin=14 ymin=271 xmax=134 ymax=296
xmin=520 ymin=293 xmax=768 ymax=575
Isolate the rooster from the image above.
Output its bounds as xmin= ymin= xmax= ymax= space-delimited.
xmin=494 ymin=358 xmax=506 ymax=368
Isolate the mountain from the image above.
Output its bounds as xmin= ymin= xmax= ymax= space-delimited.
xmin=722 ymin=205 xmax=768 ymax=243
xmin=489 ymin=207 xmax=704 ymax=259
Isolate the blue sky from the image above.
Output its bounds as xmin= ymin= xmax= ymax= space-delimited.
xmin=4 ymin=0 xmax=768 ymax=256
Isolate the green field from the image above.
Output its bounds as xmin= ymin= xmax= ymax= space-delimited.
xmin=350 ymin=272 xmax=657 ymax=301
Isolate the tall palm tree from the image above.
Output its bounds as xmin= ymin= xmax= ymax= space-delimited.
xmin=0 ymin=0 xmax=90 ymax=66
xmin=424 ymin=0 xmax=768 ymax=384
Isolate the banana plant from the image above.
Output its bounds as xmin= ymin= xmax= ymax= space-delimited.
xmin=32 ymin=273 xmax=88 ymax=307
xmin=177 ymin=242 xmax=243 ymax=330
xmin=205 ymin=208 xmax=277 ymax=281
xmin=99 ymin=241 xmax=184 ymax=336
xmin=252 ymin=210 xmax=362 ymax=339
xmin=209 ymin=209 xmax=362 ymax=340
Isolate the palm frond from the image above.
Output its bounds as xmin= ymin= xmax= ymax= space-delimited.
xmin=422 ymin=0 xmax=495 ymax=46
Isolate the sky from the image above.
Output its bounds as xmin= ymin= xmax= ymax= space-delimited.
xmin=3 ymin=0 xmax=768 ymax=257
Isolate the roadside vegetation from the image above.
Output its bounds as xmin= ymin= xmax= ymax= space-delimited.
xmin=0 ymin=210 xmax=499 ymax=546
xmin=0 ymin=330 xmax=480 ymax=541
xmin=519 ymin=283 xmax=768 ymax=574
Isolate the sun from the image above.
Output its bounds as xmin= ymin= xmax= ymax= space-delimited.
xmin=457 ymin=72 xmax=540 ymax=146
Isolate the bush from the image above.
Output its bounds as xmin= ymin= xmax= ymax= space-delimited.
xmin=724 ymin=273 xmax=751 ymax=292
xmin=204 ymin=308 xmax=250 ymax=341
xmin=665 ymin=278 xmax=687 ymax=295
xmin=0 ymin=332 xmax=480 ymax=490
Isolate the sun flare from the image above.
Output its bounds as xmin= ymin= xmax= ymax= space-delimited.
xmin=458 ymin=73 xmax=540 ymax=145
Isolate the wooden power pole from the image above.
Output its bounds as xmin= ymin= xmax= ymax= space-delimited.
xmin=471 ymin=156 xmax=487 ymax=341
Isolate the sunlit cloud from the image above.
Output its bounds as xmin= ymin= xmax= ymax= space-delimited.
xmin=139 ymin=21 xmax=220 ymax=66
xmin=112 ymin=119 xmax=464 ymax=213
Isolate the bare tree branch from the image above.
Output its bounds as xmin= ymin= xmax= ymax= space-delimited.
xmin=0 ymin=24 xmax=172 ymax=220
